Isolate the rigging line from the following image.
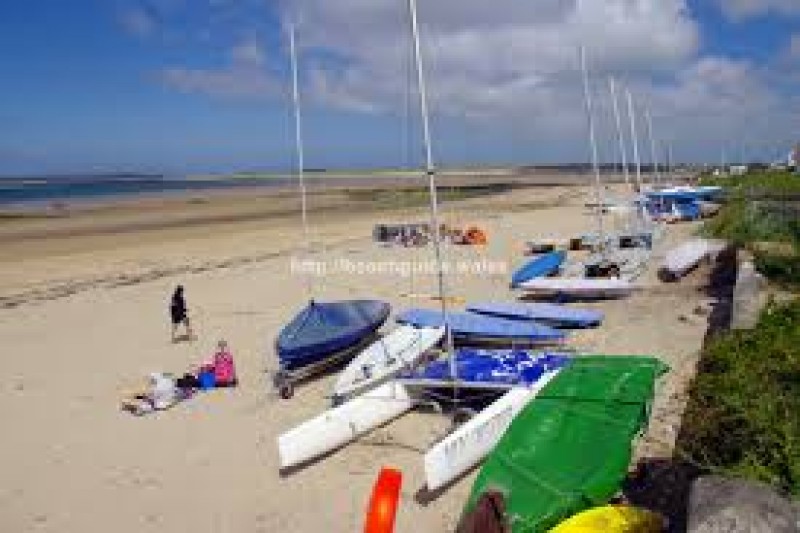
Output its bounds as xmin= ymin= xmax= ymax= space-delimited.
xmin=288 ymin=24 xmax=314 ymax=299
xmin=609 ymin=77 xmax=631 ymax=193
xmin=406 ymin=0 xmax=458 ymax=386
xmin=645 ymin=107 xmax=662 ymax=188
xmin=579 ymin=46 xmax=606 ymax=256
xmin=625 ymin=88 xmax=644 ymax=193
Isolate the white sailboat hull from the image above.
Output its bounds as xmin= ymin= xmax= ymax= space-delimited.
xmin=277 ymin=381 xmax=413 ymax=469
xmin=520 ymin=277 xmax=633 ymax=299
xmin=423 ymin=371 xmax=561 ymax=491
xmin=661 ymin=239 xmax=726 ymax=281
xmin=333 ymin=325 xmax=444 ymax=401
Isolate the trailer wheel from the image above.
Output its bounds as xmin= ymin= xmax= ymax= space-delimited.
xmin=273 ymin=371 xmax=294 ymax=400
xmin=278 ymin=381 xmax=294 ymax=400
xmin=452 ymin=407 xmax=477 ymax=427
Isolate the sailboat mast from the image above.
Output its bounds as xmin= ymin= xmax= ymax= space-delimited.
xmin=406 ymin=0 xmax=456 ymax=371
xmin=625 ymin=88 xmax=644 ymax=192
xmin=579 ymin=46 xmax=605 ymax=252
xmin=288 ymin=25 xmax=313 ymax=297
xmin=609 ymin=77 xmax=631 ymax=191
xmin=645 ymin=108 xmax=661 ymax=188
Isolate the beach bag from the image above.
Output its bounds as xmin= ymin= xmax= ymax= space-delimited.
xmin=149 ymin=373 xmax=178 ymax=410
xmin=213 ymin=352 xmax=236 ymax=386
xmin=198 ymin=369 xmax=216 ymax=390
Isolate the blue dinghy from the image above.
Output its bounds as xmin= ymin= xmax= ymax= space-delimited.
xmin=276 ymin=300 xmax=390 ymax=373
xmin=399 ymin=349 xmax=571 ymax=393
xmin=466 ymin=302 xmax=603 ymax=328
xmin=510 ymin=251 xmax=566 ymax=288
xmin=396 ymin=308 xmax=565 ymax=344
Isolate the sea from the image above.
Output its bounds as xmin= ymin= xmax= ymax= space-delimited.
xmin=0 ymin=175 xmax=294 ymax=208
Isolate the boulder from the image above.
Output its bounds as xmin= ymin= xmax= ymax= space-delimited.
xmin=687 ymin=476 xmax=799 ymax=533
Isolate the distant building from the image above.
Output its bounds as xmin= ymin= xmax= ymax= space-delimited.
xmin=730 ymin=165 xmax=748 ymax=176
xmin=790 ymin=144 xmax=800 ymax=170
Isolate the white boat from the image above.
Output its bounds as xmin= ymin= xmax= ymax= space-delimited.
xmin=520 ymin=277 xmax=634 ymax=299
xmin=660 ymin=239 xmax=726 ymax=281
xmin=277 ymin=381 xmax=413 ymax=469
xmin=333 ymin=325 xmax=444 ymax=402
xmin=423 ymin=370 xmax=562 ymax=491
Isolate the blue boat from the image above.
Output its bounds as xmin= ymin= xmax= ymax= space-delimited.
xmin=466 ymin=302 xmax=603 ymax=328
xmin=641 ymin=192 xmax=701 ymax=221
xmin=275 ymin=300 xmax=390 ymax=396
xmin=396 ymin=308 xmax=565 ymax=344
xmin=510 ymin=251 xmax=566 ymax=288
xmin=399 ymin=349 xmax=571 ymax=393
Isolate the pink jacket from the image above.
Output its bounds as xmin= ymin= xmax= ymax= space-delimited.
xmin=212 ymin=350 xmax=236 ymax=385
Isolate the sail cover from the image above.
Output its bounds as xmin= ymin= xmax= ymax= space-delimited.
xmin=396 ymin=308 xmax=565 ymax=343
xmin=276 ymin=300 xmax=391 ymax=370
xmin=460 ymin=355 xmax=669 ymax=532
xmin=467 ymin=302 xmax=603 ymax=328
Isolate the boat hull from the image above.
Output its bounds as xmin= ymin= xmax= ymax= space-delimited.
xmin=510 ymin=251 xmax=565 ymax=288
xmin=277 ymin=381 xmax=412 ymax=469
xmin=396 ymin=309 xmax=565 ymax=343
xmin=467 ymin=302 xmax=603 ymax=328
xmin=423 ymin=370 xmax=561 ymax=492
xmin=333 ymin=325 xmax=444 ymax=401
xmin=520 ymin=278 xmax=633 ymax=300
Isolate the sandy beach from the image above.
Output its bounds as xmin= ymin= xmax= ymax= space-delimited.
xmin=0 ymin=175 xmax=712 ymax=532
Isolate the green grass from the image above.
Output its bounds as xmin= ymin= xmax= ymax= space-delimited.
xmin=700 ymin=170 xmax=800 ymax=194
xmin=701 ymin=169 xmax=800 ymax=290
xmin=755 ymin=252 xmax=800 ymax=290
xmin=702 ymin=197 xmax=800 ymax=246
xmin=680 ymin=299 xmax=800 ymax=496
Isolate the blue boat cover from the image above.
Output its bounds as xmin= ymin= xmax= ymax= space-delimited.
xmin=511 ymin=251 xmax=565 ymax=288
xmin=396 ymin=308 xmax=565 ymax=342
xmin=466 ymin=302 xmax=603 ymax=328
xmin=400 ymin=349 xmax=571 ymax=386
xmin=276 ymin=300 xmax=390 ymax=370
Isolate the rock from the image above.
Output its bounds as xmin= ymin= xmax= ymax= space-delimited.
xmin=731 ymin=259 xmax=768 ymax=330
xmin=687 ymin=476 xmax=799 ymax=533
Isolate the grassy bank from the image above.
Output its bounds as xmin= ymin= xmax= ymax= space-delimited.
xmin=681 ymin=299 xmax=800 ymax=495
xmin=679 ymin=170 xmax=800 ymax=496
xmin=701 ymin=170 xmax=800 ymax=289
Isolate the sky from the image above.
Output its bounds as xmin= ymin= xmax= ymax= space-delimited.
xmin=0 ymin=0 xmax=799 ymax=175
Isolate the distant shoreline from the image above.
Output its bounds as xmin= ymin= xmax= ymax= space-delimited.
xmin=0 ymin=168 xmax=693 ymax=214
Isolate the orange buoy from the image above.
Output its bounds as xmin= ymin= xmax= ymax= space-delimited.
xmin=364 ymin=467 xmax=403 ymax=533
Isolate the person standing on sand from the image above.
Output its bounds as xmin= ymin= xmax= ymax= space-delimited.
xmin=169 ymin=285 xmax=193 ymax=342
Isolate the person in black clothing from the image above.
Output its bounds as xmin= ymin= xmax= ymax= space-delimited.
xmin=170 ymin=285 xmax=193 ymax=342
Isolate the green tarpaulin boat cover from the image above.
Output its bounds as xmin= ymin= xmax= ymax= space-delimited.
xmin=460 ymin=355 xmax=669 ymax=533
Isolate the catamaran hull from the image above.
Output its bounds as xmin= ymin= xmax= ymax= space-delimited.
xmin=424 ymin=371 xmax=561 ymax=492
xmin=277 ymin=381 xmax=413 ymax=470
xmin=333 ymin=325 xmax=444 ymax=402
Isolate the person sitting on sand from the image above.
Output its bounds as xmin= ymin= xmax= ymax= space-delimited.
xmin=209 ymin=339 xmax=237 ymax=387
xmin=169 ymin=285 xmax=193 ymax=342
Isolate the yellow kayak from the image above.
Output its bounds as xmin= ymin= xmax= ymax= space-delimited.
xmin=549 ymin=505 xmax=663 ymax=533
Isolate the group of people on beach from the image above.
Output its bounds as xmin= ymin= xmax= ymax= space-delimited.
xmin=120 ymin=285 xmax=238 ymax=416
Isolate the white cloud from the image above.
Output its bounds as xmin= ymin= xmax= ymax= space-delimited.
xmin=152 ymin=0 xmax=798 ymax=161
xmin=716 ymin=0 xmax=800 ymax=21
xmin=160 ymin=37 xmax=278 ymax=99
xmin=283 ymin=0 xmax=700 ymax=123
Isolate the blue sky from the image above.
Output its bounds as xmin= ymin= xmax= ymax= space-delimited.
xmin=0 ymin=0 xmax=798 ymax=176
